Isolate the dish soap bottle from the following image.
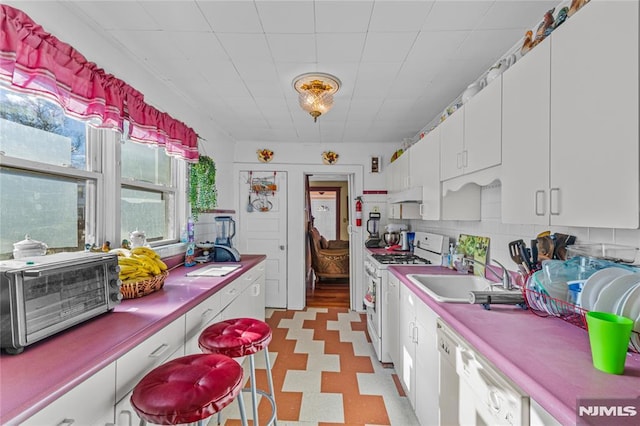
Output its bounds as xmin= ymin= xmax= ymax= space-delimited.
xmin=184 ymin=217 xmax=196 ymax=267
xmin=443 ymin=242 xmax=454 ymax=268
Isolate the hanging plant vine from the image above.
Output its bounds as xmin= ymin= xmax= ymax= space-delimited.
xmin=188 ymin=155 xmax=217 ymax=221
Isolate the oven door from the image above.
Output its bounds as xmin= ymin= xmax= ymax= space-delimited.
xmin=364 ymin=262 xmax=383 ymax=358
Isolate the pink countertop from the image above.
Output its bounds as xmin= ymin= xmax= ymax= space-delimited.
xmin=389 ymin=265 xmax=640 ymax=426
xmin=0 ymin=255 xmax=265 ymax=425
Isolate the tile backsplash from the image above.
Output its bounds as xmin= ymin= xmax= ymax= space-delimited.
xmin=409 ymin=181 xmax=640 ymax=270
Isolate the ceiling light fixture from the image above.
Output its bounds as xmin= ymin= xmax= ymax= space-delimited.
xmin=293 ymin=72 xmax=341 ymax=123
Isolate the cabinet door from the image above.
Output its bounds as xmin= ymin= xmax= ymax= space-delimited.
xmin=439 ymin=109 xmax=464 ymax=181
xmin=464 ymin=75 xmax=502 ymax=174
xmin=415 ymin=301 xmax=439 ymax=426
xmin=417 ymin=128 xmax=441 ymax=220
xmin=386 ymin=274 xmax=400 ymax=366
xmin=115 ymin=316 xmax=185 ymax=402
xmin=501 ymin=38 xmax=551 ymax=225
xmin=394 ymin=151 xmax=411 ymax=190
xmin=185 ymin=292 xmax=222 ymax=354
xmin=399 ymin=284 xmax=417 ymax=408
xmin=550 ymin=0 xmax=639 ymax=228
xmin=115 ymin=346 xmax=185 ymax=426
xmin=23 ymin=362 xmax=116 ymax=426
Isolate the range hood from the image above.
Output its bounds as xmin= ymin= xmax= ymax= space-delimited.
xmin=388 ymin=186 xmax=423 ymax=204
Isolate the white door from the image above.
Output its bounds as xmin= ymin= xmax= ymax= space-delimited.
xmin=238 ymin=171 xmax=288 ymax=308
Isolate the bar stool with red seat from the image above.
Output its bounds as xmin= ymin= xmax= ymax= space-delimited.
xmin=199 ymin=318 xmax=277 ymax=426
xmin=130 ymin=353 xmax=248 ymax=426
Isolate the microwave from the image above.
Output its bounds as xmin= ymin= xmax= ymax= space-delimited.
xmin=0 ymin=252 xmax=122 ymax=354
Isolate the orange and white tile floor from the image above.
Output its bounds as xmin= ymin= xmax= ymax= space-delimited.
xmin=221 ymin=307 xmax=419 ymax=425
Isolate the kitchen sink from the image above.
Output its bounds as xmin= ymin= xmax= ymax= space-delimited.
xmin=407 ymin=274 xmax=498 ymax=303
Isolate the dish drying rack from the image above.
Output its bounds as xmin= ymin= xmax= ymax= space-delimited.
xmin=521 ymin=280 xmax=639 ymax=354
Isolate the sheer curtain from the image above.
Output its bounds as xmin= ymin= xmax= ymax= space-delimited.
xmin=0 ymin=4 xmax=199 ymax=162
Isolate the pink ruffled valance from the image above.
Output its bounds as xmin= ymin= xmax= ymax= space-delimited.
xmin=0 ymin=5 xmax=199 ymax=162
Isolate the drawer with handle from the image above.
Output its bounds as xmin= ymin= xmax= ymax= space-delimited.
xmin=115 ymin=316 xmax=185 ymax=402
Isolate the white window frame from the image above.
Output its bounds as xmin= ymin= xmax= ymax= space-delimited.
xmin=0 ymin=89 xmax=188 ymax=256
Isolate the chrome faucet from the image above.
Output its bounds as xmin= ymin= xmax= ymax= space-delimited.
xmin=462 ymin=258 xmax=513 ymax=290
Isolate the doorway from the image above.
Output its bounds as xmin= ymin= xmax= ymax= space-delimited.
xmin=309 ymin=186 xmax=341 ymax=240
xmin=305 ymin=174 xmax=350 ymax=308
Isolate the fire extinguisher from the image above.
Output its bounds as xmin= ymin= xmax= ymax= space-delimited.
xmin=355 ymin=196 xmax=363 ymax=227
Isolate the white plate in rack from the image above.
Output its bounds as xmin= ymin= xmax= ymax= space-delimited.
xmin=592 ymin=273 xmax=640 ymax=313
xmin=620 ymin=284 xmax=640 ymax=352
xmin=581 ymin=267 xmax=633 ymax=311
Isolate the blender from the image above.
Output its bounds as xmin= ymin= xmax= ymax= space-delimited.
xmin=365 ymin=212 xmax=382 ymax=248
xmin=214 ymin=216 xmax=236 ymax=247
xmin=212 ymin=216 xmax=240 ymax=262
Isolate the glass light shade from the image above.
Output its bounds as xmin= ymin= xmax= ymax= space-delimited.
xmin=293 ymin=73 xmax=341 ymax=122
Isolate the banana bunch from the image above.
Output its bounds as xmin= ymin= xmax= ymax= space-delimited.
xmin=114 ymin=246 xmax=168 ymax=281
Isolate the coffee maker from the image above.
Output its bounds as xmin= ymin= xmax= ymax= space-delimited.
xmin=365 ymin=212 xmax=382 ymax=248
xmin=212 ymin=216 xmax=240 ymax=262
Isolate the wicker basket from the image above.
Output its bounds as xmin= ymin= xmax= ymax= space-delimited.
xmin=120 ymin=271 xmax=169 ymax=299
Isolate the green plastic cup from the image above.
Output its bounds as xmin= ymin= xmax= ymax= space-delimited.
xmin=586 ymin=311 xmax=633 ymax=374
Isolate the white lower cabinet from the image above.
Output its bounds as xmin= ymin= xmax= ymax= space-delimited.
xmin=184 ymin=291 xmax=222 ymax=355
xmin=22 ymin=362 xmax=116 ymax=426
xmin=220 ymin=261 xmax=266 ymax=320
xmin=22 ymin=261 xmax=267 ymax=425
xmin=530 ymin=399 xmax=561 ymax=426
xmin=115 ymin=345 xmax=185 ymax=426
xmin=399 ymin=284 xmax=439 ymax=426
xmin=115 ymin=316 xmax=186 ymax=404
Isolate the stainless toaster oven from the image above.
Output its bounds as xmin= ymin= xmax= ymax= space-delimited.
xmin=0 ymin=252 xmax=122 ymax=354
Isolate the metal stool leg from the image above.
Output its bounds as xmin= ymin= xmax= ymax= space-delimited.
xmin=237 ymin=387 xmax=248 ymax=426
xmin=264 ymin=350 xmax=278 ymax=426
xmin=249 ymin=354 xmax=259 ymax=426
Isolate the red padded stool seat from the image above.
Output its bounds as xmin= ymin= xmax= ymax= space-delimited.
xmin=199 ymin=318 xmax=277 ymax=426
xmin=131 ymin=353 xmax=247 ymax=425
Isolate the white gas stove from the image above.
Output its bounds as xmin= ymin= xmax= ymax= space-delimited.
xmin=365 ymin=232 xmax=449 ymax=363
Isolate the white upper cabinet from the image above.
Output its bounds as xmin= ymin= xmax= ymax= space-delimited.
xmin=414 ymin=129 xmax=441 ymax=220
xmin=440 ymin=77 xmax=502 ymax=181
xmin=439 ymin=107 xmax=465 ymax=181
xmin=502 ymin=38 xmax=551 ymax=225
xmin=387 ymin=150 xmax=411 ymax=193
xmin=549 ymin=0 xmax=638 ymax=228
xmin=502 ymin=0 xmax=639 ymax=228
xmin=463 ymin=76 xmax=502 ymax=174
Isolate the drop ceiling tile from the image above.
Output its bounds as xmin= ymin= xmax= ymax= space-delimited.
xmin=422 ymin=1 xmax=493 ymax=31
xmin=345 ymin=99 xmax=383 ymax=121
xmin=369 ymin=1 xmax=434 ymax=32
xmin=108 ymin=30 xmax=186 ymax=60
xmin=405 ymin=30 xmax=470 ymax=64
xmin=315 ymin=1 xmax=374 ymax=33
xmin=354 ymin=62 xmax=402 ymax=90
xmin=72 ymin=1 xmax=160 ymax=31
xmin=256 ymin=1 xmax=315 ymax=34
xmin=234 ymin=61 xmax=279 ymax=82
xmin=456 ymin=28 xmax=525 ymax=61
xmin=478 ymin=1 xmax=559 ymax=30
xmin=361 ymin=32 xmax=418 ymax=63
xmin=245 ymin=80 xmax=287 ymax=98
xmin=196 ymin=1 xmax=263 ymax=33
xmin=317 ymin=33 xmax=366 ymax=63
xmin=267 ymin=34 xmax=317 ymax=63
xmin=140 ymin=1 xmax=210 ymax=32
xmin=217 ymin=33 xmax=273 ymax=62
xmin=168 ymin=32 xmax=228 ymax=62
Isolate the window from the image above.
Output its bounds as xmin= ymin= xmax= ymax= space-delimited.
xmin=0 ymin=86 xmax=187 ymax=259
xmin=120 ymin=136 xmax=183 ymax=245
